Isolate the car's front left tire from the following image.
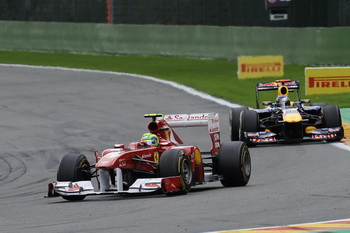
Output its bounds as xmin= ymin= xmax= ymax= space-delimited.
xmin=57 ymin=154 xmax=91 ymax=201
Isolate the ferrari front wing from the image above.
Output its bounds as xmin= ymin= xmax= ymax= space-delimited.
xmin=46 ymin=176 xmax=183 ymax=198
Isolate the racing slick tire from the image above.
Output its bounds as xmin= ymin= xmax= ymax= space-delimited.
xmin=230 ymin=106 xmax=249 ymax=141
xmin=322 ymin=105 xmax=344 ymax=142
xmin=240 ymin=109 xmax=259 ymax=146
xmin=217 ymin=141 xmax=251 ymax=187
xmin=57 ymin=154 xmax=91 ymax=201
xmin=159 ymin=149 xmax=193 ymax=194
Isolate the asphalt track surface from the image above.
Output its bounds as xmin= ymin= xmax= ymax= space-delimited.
xmin=1 ymin=65 xmax=350 ymax=233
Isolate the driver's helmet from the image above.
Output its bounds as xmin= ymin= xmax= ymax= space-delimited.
xmin=276 ymin=95 xmax=290 ymax=107
xmin=140 ymin=133 xmax=159 ymax=146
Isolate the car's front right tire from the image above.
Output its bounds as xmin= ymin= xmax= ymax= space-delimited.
xmin=322 ymin=105 xmax=344 ymax=142
xmin=159 ymin=149 xmax=193 ymax=194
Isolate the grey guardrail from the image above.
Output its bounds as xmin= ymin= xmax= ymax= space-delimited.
xmin=1 ymin=21 xmax=350 ymax=65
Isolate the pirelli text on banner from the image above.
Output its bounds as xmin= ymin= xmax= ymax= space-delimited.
xmin=305 ymin=67 xmax=350 ymax=95
xmin=237 ymin=55 xmax=284 ymax=79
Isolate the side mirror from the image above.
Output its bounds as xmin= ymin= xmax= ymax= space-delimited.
xmin=262 ymin=101 xmax=272 ymax=106
xmin=301 ymin=99 xmax=310 ymax=103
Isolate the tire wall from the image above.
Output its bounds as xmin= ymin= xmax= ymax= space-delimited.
xmin=1 ymin=21 xmax=349 ymax=65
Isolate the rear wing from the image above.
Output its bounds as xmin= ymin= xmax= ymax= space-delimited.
xmin=255 ymin=80 xmax=301 ymax=109
xmin=256 ymin=80 xmax=300 ymax=92
xmin=164 ymin=113 xmax=221 ymax=155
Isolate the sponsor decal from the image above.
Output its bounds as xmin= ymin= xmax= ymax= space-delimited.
xmin=248 ymin=132 xmax=276 ymax=138
xmin=164 ymin=115 xmax=174 ymax=120
xmin=165 ymin=114 xmax=186 ymax=121
xmin=188 ymin=114 xmax=209 ymax=120
xmin=144 ymin=183 xmax=160 ymax=188
xmin=238 ymin=56 xmax=284 ymax=79
xmin=309 ymin=77 xmax=350 ymax=88
xmin=283 ymin=110 xmax=302 ymax=123
xmin=211 ymin=118 xmax=219 ymax=124
xmin=213 ymin=133 xmax=220 ymax=140
xmin=67 ymin=183 xmax=82 ymax=192
xmin=257 ymin=80 xmax=299 ymax=91
xmin=250 ymin=137 xmax=276 ymax=142
xmin=241 ymin=62 xmax=281 ymax=73
xmin=328 ymin=127 xmax=341 ymax=133
xmin=312 ymin=134 xmax=336 ymax=139
xmin=247 ymin=132 xmax=259 ymax=137
xmin=210 ymin=127 xmax=220 ymax=133
xmin=141 ymin=154 xmax=152 ymax=159
xmin=154 ymin=152 xmax=159 ymax=163
xmin=305 ymin=126 xmax=316 ymax=134
xmin=305 ymin=67 xmax=350 ymax=95
xmin=165 ymin=113 xmax=209 ymax=121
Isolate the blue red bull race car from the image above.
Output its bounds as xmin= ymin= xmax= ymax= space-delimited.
xmin=230 ymin=79 xmax=344 ymax=146
xmin=47 ymin=113 xmax=251 ymax=201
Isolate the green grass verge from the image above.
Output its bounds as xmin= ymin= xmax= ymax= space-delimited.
xmin=1 ymin=50 xmax=350 ymax=108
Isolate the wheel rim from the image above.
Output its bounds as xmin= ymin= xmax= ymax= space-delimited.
xmin=181 ymin=159 xmax=192 ymax=185
xmin=242 ymin=150 xmax=251 ymax=176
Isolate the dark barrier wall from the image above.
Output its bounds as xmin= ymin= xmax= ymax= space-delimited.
xmin=0 ymin=21 xmax=349 ymax=65
xmin=112 ymin=0 xmax=348 ymax=27
xmin=0 ymin=0 xmax=349 ymax=27
xmin=0 ymin=0 xmax=107 ymax=23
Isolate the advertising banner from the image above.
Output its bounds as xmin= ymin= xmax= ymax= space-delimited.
xmin=305 ymin=67 xmax=350 ymax=95
xmin=237 ymin=55 xmax=284 ymax=79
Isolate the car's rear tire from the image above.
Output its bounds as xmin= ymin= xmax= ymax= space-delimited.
xmin=230 ymin=107 xmax=248 ymax=141
xmin=322 ymin=105 xmax=343 ymax=142
xmin=57 ymin=154 xmax=91 ymax=201
xmin=240 ymin=109 xmax=259 ymax=145
xmin=159 ymin=149 xmax=193 ymax=194
xmin=217 ymin=141 xmax=251 ymax=187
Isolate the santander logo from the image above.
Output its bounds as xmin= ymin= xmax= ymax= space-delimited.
xmin=187 ymin=114 xmax=208 ymax=120
xmin=165 ymin=115 xmax=174 ymax=120
xmin=165 ymin=114 xmax=209 ymax=121
xmin=165 ymin=115 xmax=185 ymax=120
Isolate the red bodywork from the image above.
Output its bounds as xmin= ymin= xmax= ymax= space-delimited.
xmin=94 ymin=117 xmax=207 ymax=184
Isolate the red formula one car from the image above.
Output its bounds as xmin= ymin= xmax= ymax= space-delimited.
xmin=47 ymin=113 xmax=251 ymax=201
